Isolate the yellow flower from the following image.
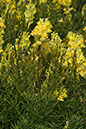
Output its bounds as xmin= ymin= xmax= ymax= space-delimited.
xmin=83 ymin=62 xmax=86 ymax=66
xmin=59 ymin=18 xmax=64 ymax=22
xmin=0 ymin=49 xmax=3 ymax=53
xmin=83 ymin=26 xmax=86 ymax=31
xmin=64 ymin=121 xmax=68 ymax=129
xmin=57 ymin=96 xmax=64 ymax=101
xmin=80 ymin=69 xmax=84 ymax=77
xmin=54 ymin=88 xmax=67 ymax=101
xmin=16 ymin=15 xmax=19 ymax=19
xmin=0 ymin=22 xmax=4 ymax=27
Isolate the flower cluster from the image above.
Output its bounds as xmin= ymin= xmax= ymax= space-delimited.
xmin=52 ymin=0 xmax=72 ymax=10
xmin=0 ymin=17 xmax=6 ymax=53
xmin=10 ymin=1 xmax=16 ymax=14
xmin=24 ymin=3 xmax=36 ymax=27
xmin=63 ymin=32 xmax=86 ymax=78
xmin=54 ymin=87 xmax=67 ymax=101
xmin=4 ymin=0 xmax=16 ymax=15
xmin=31 ymin=18 xmax=52 ymax=41
xmin=67 ymin=32 xmax=85 ymax=50
xmin=53 ymin=0 xmax=71 ymax=6
xmin=40 ymin=39 xmax=51 ymax=55
xmin=50 ymin=32 xmax=65 ymax=62
xmin=15 ymin=31 xmax=31 ymax=51
xmin=45 ymin=63 xmax=55 ymax=80
xmin=0 ymin=44 xmax=14 ymax=76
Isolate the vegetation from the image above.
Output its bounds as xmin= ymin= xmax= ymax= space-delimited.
xmin=0 ymin=0 xmax=86 ymax=128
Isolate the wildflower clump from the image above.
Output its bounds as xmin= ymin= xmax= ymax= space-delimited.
xmin=63 ymin=32 xmax=86 ymax=78
xmin=24 ymin=2 xmax=36 ymax=27
xmin=9 ymin=0 xmax=16 ymax=14
xmin=50 ymin=32 xmax=65 ymax=62
xmin=54 ymin=87 xmax=67 ymax=101
xmin=31 ymin=18 xmax=52 ymax=41
xmin=67 ymin=32 xmax=85 ymax=50
xmin=53 ymin=0 xmax=71 ymax=6
xmin=0 ymin=17 xmax=6 ymax=53
xmin=0 ymin=44 xmax=14 ymax=76
xmin=3 ymin=0 xmax=16 ymax=16
xmin=15 ymin=31 xmax=31 ymax=51
xmin=52 ymin=0 xmax=72 ymax=10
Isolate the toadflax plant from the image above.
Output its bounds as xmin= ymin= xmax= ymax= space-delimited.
xmin=0 ymin=17 xmax=6 ymax=53
xmin=62 ymin=31 xmax=86 ymax=79
xmin=0 ymin=0 xmax=86 ymax=128
xmin=24 ymin=2 xmax=36 ymax=28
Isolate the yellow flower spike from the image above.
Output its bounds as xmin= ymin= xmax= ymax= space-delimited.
xmin=24 ymin=3 xmax=36 ymax=27
xmin=31 ymin=18 xmax=52 ymax=41
xmin=0 ymin=17 xmax=6 ymax=53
